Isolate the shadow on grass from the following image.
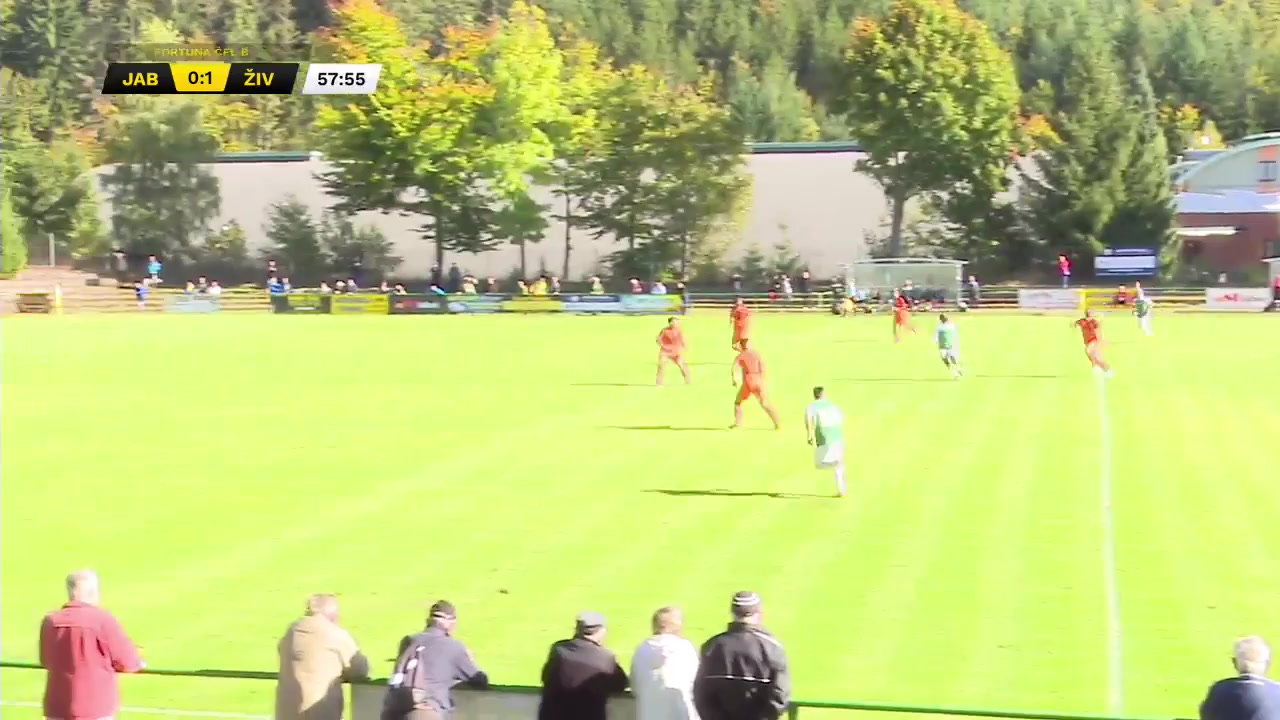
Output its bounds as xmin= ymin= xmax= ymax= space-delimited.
xmin=644 ymin=488 xmax=832 ymax=500
xmin=603 ymin=424 xmax=729 ymax=432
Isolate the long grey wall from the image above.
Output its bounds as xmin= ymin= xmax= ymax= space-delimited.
xmin=94 ymin=152 xmax=889 ymax=279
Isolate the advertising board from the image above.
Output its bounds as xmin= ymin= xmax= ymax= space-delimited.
xmin=166 ymin=297 xmax=221 ymax=313
xmin=446 ymin=296 xmax=504 ymax=314
xmin=1094 ymin=247 xmax=1158 ymax=277
xmin=1017 ymin=288 xmax=1079 ymax=310
xmin=1204 ymin=287 xmax=1273 ymax=311
xmin=562 ymin=294 xmax=623 ymax=313
xmin=500 ymin=296 xmax=565 ymax=313
xmin=330 ymin=294 xmax=391 ymax=315
xmin=16 ymin=293 xmax=52 ymax=313
xmin=389 ymin=295 xmax=448 ymax=314
xmin=277 ymin=293 xmax=329 ymax=313
xmin=620 ymin=294 xmax=684 ymax=314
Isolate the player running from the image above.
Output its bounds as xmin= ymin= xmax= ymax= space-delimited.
xmin=1133 ymin=282 xmax=1153 ymax=336
xmin=656 ymin=317 xmax=691 ymax=385
xmin=730 ymin=298 xmax=752 ymax=349
xmin=1074 ymin=309 xmax=1113 ymax=377
xmin=935 ymin=313 xmax=963 ymax=378
xmin=892 ymin=288 xmax=916 ymax=343
xmin=731 ymin=338 xmax=781 ymax=430
xmin=805 ymin=386 xmax=847 ymax=498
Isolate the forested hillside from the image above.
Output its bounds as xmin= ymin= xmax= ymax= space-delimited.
xmin=1 ymin=0 xmax=1271 ymax=282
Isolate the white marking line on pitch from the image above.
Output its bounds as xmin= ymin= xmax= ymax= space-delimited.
xmin=1096 ymin=374 xmax=1125 ymax=714
xmin=0 ymin=701 xmax=269 ymax=719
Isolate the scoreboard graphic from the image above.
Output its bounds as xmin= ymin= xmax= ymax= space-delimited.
xmin=101 ymin=62 xmax=382 ymax=95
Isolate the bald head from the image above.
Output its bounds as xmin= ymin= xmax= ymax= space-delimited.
xmin=651 ymin=606 xmax=683 ymax=636
xmin=66 ymin=570 xmax=100 ymax=605
xmin=305 ymin=594 xmax=340 ymax=622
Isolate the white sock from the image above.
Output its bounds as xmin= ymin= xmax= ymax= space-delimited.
xmin=835 ymin=466 xmax=847 ymax=496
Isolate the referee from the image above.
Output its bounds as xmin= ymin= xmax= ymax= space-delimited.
xmin=693 ymin=591 xmax=791 ymax=720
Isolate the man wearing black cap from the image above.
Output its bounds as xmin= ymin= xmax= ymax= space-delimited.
xmin=537 ymin=611 xmax=629 ymax=720
xmin=382 ymin=601 xmax=489 ymax=720
xmin=694 ymin=591 xmax=791 ymax=720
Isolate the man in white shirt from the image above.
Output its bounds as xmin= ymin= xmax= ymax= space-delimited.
xmin=630 ymin=606 xmax=699 ymax=720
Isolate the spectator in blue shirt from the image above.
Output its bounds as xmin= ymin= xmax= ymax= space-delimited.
xmin=134 ymin=280 xmax=149 ymax=309
xmin=1201 ymin=637 xmax=1280 ymax=720
xmin=429 ymin=284 xmax=447 ymax=296
xmin=268 ymin=277 xmax=287 ymax=296
xmin=147 ymin=255 xmax=162 ymax=283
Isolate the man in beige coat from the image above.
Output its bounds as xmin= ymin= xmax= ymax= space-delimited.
xmin=276 ymin=594 xmax=370 ymax=720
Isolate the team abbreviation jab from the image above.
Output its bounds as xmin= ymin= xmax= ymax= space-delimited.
xmin=100 ymin=62 xmax=383 ymax=95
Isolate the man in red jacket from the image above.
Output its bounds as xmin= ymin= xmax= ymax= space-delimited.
xmin=41 ymin=570 xmax=144 ymax=720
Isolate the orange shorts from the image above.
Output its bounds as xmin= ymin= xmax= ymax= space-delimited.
xmin=894 ymin=309 xmax=910 ymax=325
xmin=733 ymin=329 xmax=748 ymax=343
xmin=661 ymin=351 xmax=684 ymax=363
xmin=736 ymin=381 xmax=764 ymax=403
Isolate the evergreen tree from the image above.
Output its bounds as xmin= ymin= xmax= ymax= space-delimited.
xmin=262 ymin=196 xmax=330 ymax=282
xmin=1102 ymin=57 xmax=1175 ymax=266
xmin=1021 ymin=25 xmax=1134 ymax=264
xmin=1 ymin=0 xmax=93 ymax=138
xmin=1 ymin=183 xmax=28 ymax=274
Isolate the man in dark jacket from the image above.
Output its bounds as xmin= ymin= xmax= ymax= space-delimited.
xmin=1201 ymin=636 xmax=1280 ymax=720
xmin=383 ymin=601 xmax=489 ymax=720
xmin=694 ymin=591 xmax=791 ymax=720
xmin=537 ymin=611 xmax=628 ymax=720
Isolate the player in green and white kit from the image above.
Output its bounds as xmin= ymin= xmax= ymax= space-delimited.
xmin=935 ymin=313 xmax=963 ymax=378
xmin=804 ymin=386 xmax=847 ymax=497
xmin=1134 ymin=283 xmax=1153 ymax=336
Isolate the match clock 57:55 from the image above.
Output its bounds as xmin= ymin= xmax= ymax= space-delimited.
xmin=300 ymin=63 xmax=383 ymax=95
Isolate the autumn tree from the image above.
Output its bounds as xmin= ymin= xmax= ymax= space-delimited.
xmin=838 ymin=0 xmax=1020 ymax=255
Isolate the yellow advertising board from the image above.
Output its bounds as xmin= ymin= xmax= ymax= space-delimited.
xmin=330 ymin=294 xmax=391 ymax=315
xmin=500 ymin=297 xmax=565 ymax=313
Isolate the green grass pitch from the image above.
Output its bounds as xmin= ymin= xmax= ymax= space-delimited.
xmin=3 ymin=311 xmax=1279 ymax=719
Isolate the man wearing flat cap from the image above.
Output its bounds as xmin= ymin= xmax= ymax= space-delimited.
xmin=537 ymin=611 xmax=629 ymax=720
xmin=693 ymin=591 xmax=791 ymax=720
xmin=383 ymin=601 xmax=489 ymax=720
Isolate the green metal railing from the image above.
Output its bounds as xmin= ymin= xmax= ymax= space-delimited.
xmin=0 ymin=660 xmax=1191 ymax=720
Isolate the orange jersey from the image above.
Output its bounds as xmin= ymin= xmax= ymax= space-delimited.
xmin=736 ymin=348 xmax=764 ymax=379
xmin=731 ymin=305 xmax=752 ymax=330
xmin=658 ymin=327 xmax=685 ymax=353
xmin=1076 ymin=317 xmax=1100 ymax=344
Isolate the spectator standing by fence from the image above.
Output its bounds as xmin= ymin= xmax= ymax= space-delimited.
xmin=693 ymin=591 xmax=790 ymax=720
xmin=538 ymin=611 xmax=629 ymax=720
xmin=383 ymin=601 xmax=489 ymax=720
xmin=275 ymin=594 xmax=370 ymax=720
xmin=1058 ymin=254 xmax=1071 ymax=287
xmin=1200 ymin=637 xmax=1280 ymax=720
xmin=1270 ymin=274 xmax=1280 ymax=311
xmin=146 ymin=255 xmax=162 ymax=284
xmin=630 ymin=607 xmax=700 ymax=720
xmin=40 ymin=569 xmax=144 ymax=720
xmin=966 ymin=275 xmax=981 ymax=307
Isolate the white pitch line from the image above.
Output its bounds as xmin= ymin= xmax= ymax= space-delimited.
xmin=0 ymin=700 xmax=269 ymax=719
xmin=1096 ymin=374 xmax=1125 ymax=714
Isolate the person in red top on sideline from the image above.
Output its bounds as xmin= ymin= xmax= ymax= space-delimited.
xmin=41 ymin=570 xmax=144 ymax=720
xmin=729 ymin=298 xmax=752 ymax=349
xmin=892 ymin=288 xmax=916 ymax=343
xmin=1058 ymin=254 xmax=1071 ymax=288
xmin=656 ymin=316 xmax=691 ymax=385
xmin=1074 ymin=309 xmax=1113 ymax=377
xmin=731 ymin=338 xmax=781 ymax=430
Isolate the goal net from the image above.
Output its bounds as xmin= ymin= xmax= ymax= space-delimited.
xmin=848 ymin=258 xmax=966 ymax=306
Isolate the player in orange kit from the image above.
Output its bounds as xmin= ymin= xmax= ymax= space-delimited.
xmin=1074 ymin=309 xmax=1113 ymax=377
xmin=655 ymin=317 xmax=691 ymax=385
xmin=731 ymin=338 xmax=781 ymax=430
xmin=892 ymin=288 xmax=916 ymax=343
xmin=730 ymin=298 xmax=752 ymax=349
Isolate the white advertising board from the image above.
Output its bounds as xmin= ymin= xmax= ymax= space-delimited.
xmin=1018 ymin=288 xmax=1080 ymax=310
xmin=1204 ymin=287 xmax=1273 ymax=311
